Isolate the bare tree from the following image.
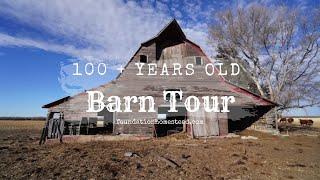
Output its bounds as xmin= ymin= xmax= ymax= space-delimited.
xmin=209 ymin=5 xmax=320 ymax=113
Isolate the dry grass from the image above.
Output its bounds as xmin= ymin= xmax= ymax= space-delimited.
xmin=0 ymin=120 xmax=44 ymax=130
xmin=0 ymin=120 xmax=319 ymax=179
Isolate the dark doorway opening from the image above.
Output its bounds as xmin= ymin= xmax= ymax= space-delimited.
xmin=227 ymin=106 xmax=273 ymax=133
xmin=97 ymin=108 xmax=114 ymax=135
xmin=64 ymin=109 xmax=114 ymax=135
xmin=155 ymin=106 xmax=187 ymax=137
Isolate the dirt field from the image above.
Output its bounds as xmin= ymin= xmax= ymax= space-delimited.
xmin=0 ymin=121 xmax=319 ymax=180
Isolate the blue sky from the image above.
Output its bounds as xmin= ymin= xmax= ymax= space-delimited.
xmin=0 ymin=0 xmax=319 ymax=116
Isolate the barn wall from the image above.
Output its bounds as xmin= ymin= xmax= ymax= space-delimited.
xmin=113 ymin=103 xmax=157 ymax=136
xmin=48 ymin=86 xmax=107 ymax=121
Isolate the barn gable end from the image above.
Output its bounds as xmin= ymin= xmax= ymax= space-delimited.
xmin=43 ymin=19 xmax=276 ymax=138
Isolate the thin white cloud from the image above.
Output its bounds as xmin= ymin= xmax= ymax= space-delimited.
xmin=0 ymin=1 xmax=168 ymax=62
xmin=0 ymin=0 xmax=212 ymax=63
xmin=0 ymin=0 xmax=214 ymax=95
xmin=0 ymin=33 xmax=110 ymax=62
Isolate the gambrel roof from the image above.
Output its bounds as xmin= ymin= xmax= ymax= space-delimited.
xmin=43 ymin=19 xmax=277 ymax=108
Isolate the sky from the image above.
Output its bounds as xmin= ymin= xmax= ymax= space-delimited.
xmin=0 ymin=0 xmax=319 ymax=116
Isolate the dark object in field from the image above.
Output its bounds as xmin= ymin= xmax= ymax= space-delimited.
xmin=124 ymin=152 xmax=141 ymax=158
xmin=181 ymin=154 xmax=191 ymax=159
xmin=234 ymin=159 xmax=246 ymax=165
xmin=287 ymin=118 xmax=294 ymax=123
xmin=136 ymin=163 xmax=143 ymax=170
xmin=299 ymin=119 xmax=313 ymax=126
xmin=279 ymin=118 xmax=294 ymax=124
xmin=157 ymin=156 xmax=180 ymax=168
xmin=279 ymin=118 xmax=287 ymax=123
xmin=287 ymin=163 xmax=306 ymax=167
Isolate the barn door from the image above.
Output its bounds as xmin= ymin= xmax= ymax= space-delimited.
xmin=205 ymin=111 xmax=219 ymax=136
xmin=190 ymin=107 xmax=205 ymax=137
xmin=190 ymin=107 xmax=219 ymax=137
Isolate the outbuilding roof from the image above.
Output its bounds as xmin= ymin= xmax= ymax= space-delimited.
xmin=42 ymin=96 xmax=70 ymax=108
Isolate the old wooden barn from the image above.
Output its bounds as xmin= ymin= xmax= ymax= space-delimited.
xmin=40 ymin=19 xmax=276 ymax=142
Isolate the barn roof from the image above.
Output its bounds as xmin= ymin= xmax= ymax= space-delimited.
xmin=43 ymin=19 xmax=278 ymax=109
xmin=42 ymin=96 xmax=70 ymax=108
xmin=141 ymin=19 xmax=186 ymax=46
xmin=116 ymin=19 xmax=202 ymax=79
xmin=140 ymin=19 xmax=277 ymax=106
xmin=226 ymin=81 xmax=278 ymax=106
xmin=141 ymin=19 xmax=201 ymax=49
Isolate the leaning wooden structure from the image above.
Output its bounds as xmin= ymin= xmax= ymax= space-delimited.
xmin=41 ymin=19 xmax=277 ymax=142
xmin=39 ymin=112 xmax=64 ymax=144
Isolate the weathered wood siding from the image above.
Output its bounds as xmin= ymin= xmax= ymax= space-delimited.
xmin=218 ymin=113 xmax=229 ymax=136
xmin=48 ymin=39 xmax=273 ymax=136
xmin=189 ymin=107 xmax=220 ymax=137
